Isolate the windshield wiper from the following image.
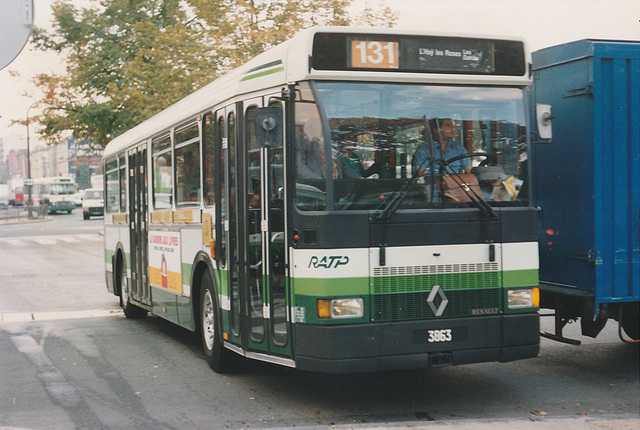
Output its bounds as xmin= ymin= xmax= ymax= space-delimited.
xmin=374 ymin=154 xmax=441 ymax=222
xmin=375 ymin=156 xmax=499 ymax=222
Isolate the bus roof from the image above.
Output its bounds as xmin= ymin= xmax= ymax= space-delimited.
xmin=31 ymin=176 xmax=75 ymax=184
xmin=103 ymin=26 xmax=530 ymax=158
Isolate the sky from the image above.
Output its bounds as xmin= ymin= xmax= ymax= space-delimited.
xmin=1 ymin=0 xmax=639 ymax=151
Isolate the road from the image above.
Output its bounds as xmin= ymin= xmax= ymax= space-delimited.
xmin=0 ymin=212 xmax=638 ymax=429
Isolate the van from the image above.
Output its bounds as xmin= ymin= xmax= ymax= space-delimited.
xmin=82 ymin=188 xmax=104 ymax=220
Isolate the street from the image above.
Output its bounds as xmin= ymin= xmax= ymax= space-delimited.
xmin=0 ymin=212 xmax=638 ymax=429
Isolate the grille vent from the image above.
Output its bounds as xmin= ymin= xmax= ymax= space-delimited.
xmin=371 ymin=262 xmax=501 ymax=321
xmin=374 ymin=262 xmax=499 ymax=277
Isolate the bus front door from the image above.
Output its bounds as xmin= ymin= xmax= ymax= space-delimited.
xmin=241 ymin=102 xmax=291 ymax=359
xmin=128 ymin=145 xmax=150 ymax=306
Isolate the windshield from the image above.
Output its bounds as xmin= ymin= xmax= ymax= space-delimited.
xmin=49 ymin=183 xmax=76 ymax=195
xmin=294 ymin=82 xmax=528 ymax=212
xmin=85 ymin=190 xmax=103 ymax=199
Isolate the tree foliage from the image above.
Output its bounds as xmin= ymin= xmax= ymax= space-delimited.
xmin=31 ymin=0 xmax=397 ymax=147
xmin=75 ymin=163 xmax=91 ymax=190
xmin=352 ymin=1 xmax=398 ymax=28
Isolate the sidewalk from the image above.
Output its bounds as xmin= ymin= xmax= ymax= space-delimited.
xmin=0 ymin=207 xmax=51 ymax=225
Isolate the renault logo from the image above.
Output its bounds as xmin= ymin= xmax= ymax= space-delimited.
xmin=427 ymin=285 xmax=449 ymax=317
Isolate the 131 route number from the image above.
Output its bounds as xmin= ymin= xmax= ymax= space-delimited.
xmin=351 ymin=40 xmax=399 ymax=69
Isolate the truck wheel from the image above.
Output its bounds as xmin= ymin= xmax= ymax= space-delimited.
xmin=118 ymin=260 xmax=147 ymax=319
xmin=621 ymin=302 xmax=639 ymax=340
xmin=200 ymin=271 xmax=230 ymax=372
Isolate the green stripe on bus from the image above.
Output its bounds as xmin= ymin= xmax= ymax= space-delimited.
xmin=292 ymin=277 xmax=370 ymax=296
xmin=240 ymin=66 xmax=285 ymax=82
xmin=182 ymin=262 xmax=193 ymax=286
xmin=245 ymin=59 xmax=283 ymax=74
xmin=105 ymin=249 xmax=115 ymax=264
xmin=502 ymin=269 xmax=538 ymax=287
xmin=293 ymin=269 xmax=537 ymax=297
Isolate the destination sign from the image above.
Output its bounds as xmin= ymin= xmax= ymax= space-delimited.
xmin=409 ymin=39 xmax=494 ymax=73
xmin=313 ymin=33 xmax=526 ymax=76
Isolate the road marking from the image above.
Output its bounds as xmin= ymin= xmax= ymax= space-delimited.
xmin=4 ymin=239 xmax=24 ymax=247
xmin=0 ymin=233 xmax=103 ymax=246
xmin=0 ymin=309 xmax=123 ymax=323
xmin=74 ymin=233 xmax=104 ymax=241
xmin=57 ymin=236 xmax=81 ymax=243
xmin=32 ymin=237 xmax=57 ymax=245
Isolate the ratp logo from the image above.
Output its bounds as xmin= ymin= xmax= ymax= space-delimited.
xmin=308 ymin=255 xmax=349 ymax=269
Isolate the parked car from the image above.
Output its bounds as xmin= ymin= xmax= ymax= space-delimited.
xmin=82 ymin=188 xmax=104 ymax=220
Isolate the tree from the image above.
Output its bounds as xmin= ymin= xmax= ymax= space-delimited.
xmin=31 ymin=0 xmax=397 ymax=148
xmin=352 ymin=1 xmax=398 ymax=28
xmin=32 ymin=0 xmax=217 ymax=147
xmin=75 ymin=163 xmax=91 ymax=190
xmin=187 ymin=0 xmax=352 ymax=69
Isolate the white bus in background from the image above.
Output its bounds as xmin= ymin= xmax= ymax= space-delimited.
xmin=31 ymin=176 xmax=76 ymax=214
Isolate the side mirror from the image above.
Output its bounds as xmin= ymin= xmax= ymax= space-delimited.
xmin=255 ymin=107 xmax=283 ymax=148
xmin=536 ymin=104 xmax=554 ymax=140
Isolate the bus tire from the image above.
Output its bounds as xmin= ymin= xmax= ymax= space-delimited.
xmin=200 ymin=271 xmax=230 ymax=372
xmin=117 ymin=260 xmax=147 ymax=319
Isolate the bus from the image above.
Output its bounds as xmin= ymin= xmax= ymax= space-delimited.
xmin=103 ymin=27 xmax=542 ymax=373
xmin=13 ymin=186 xmax=24 ymax=206
xmin=31 ymin=176 xmax=76 ymax=214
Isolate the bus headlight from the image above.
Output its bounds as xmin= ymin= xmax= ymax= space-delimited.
xmin=507 ymin=288 xmax=540 ymax=309
xmin=317 ymin=298 xmax=364 ymax=319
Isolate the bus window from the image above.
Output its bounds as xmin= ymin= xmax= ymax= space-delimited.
xmin=152 ymin=134 xmax=173 ymax=209
xmin=228 ymin=111 xmax=240 ymax=336
xmin=246 ymin=106 xmax=260 ymax=199
xmin=203 ymin=114 xmax=216 ymax=207
xmin=175 ymin=123 xmax=201 ymax=206
xmin=216 ymin=115 xmax=226 ymax=268
xmin=245 ymin=105 xmax=265 ymax=342
xmin=105 ymin=158 xmax=119 ymax=213
xmin=118 ymin=154 xmax=127 ymax=212
xmin=294 ymin=82 xmax=327 ymax=211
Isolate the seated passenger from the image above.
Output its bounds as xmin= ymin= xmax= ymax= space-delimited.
xmin=296 ymin=125 xmax=325 ymax=180
xmin=412 ymin=118 xmax=472 ymax=176
xmin=336 ymin=139 xmax=379 ymax=179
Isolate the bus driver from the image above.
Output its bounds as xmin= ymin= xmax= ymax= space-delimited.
xmin=412 ymin=118 xmax=472 ymax=176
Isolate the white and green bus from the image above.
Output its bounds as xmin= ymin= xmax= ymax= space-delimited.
xmin=103 ymin=27 xmax=540 ymax=373
xmin=31 ymin=176 xmax=76 ymax=214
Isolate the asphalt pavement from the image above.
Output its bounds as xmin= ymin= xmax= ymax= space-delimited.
xmin=301 ymin=416 xmax=640 ymax=430
xmin=1 ymin=208 xmax=638 ymax=430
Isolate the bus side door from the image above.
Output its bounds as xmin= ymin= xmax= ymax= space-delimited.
xmin=128 ymin=145 xmax=150 ymax=306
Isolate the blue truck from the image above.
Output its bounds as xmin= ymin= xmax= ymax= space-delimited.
xmin=531 ymin=39 xmax=639 ymax=344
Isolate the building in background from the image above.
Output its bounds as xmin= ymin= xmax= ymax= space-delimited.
xmin=1 ymin=135 xmax=102 ymax=192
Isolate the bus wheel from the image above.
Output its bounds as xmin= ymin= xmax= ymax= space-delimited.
xmin=200 ymin=271 xmax=230 ymax=372
xmin=118 ymin=262 xmax=147 ymax=319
